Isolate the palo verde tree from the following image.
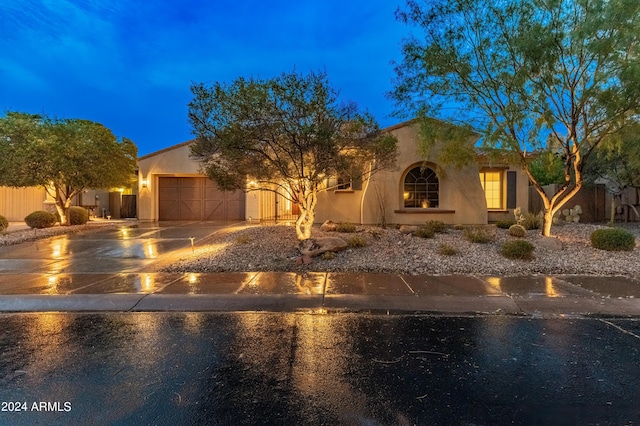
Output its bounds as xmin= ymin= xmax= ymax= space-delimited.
xmin=0 ymin=112 xmax=137 ymax=225
xmin=188 ymin=70 xmax=398 ymax=240
xmin=392 ymin=0 xmax=640 ymax=236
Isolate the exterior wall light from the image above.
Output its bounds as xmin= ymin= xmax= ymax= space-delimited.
xmin=141 ymin=178 xmax=148 ymax=189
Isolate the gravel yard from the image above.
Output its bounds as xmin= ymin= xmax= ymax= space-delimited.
xmin=164 ymin=222 xmax=640 ymax=276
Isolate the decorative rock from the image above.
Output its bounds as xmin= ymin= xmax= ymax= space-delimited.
xmin=299 ymin=237 xmax=348 ymax=257
xmin=294 ymin=255 xmax=313 ymax=265
xmin=399 ymin=225 xmax=418 ymax=234
xmin=537 ymin=237 xmax=563 ymax=251
xmin=320 ymin=220 xmax=337 ymax=232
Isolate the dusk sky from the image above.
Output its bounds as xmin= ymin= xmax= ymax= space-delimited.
xmin=1 ymin=0 xmax=411 ymax=156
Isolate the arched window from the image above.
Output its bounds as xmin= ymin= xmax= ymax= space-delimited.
xmin=403 ymin=166 xmax=439 ymax=208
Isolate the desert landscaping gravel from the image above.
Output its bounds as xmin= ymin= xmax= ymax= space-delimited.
xmin=0 ymin=222 xmax=119 ymax=247
xmin=165 ymin=223 xmax=640 ymax=276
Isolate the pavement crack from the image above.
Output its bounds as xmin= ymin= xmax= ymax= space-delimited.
xmin=128 ymin=293 xmax=151 ymax=312
xmin=599 ymin=319 xmax=640 ymax=340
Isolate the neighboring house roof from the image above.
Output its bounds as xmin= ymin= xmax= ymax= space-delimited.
xmin=138 ymin=140 xmax=194 ymax=161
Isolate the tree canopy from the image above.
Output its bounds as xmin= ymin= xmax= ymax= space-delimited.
xmin=392 ymin=0 xmax=640 ymax=235
xmin=188 ymin=70 xmax=398 ymax=240
xmin=0 ymin=112 xmax=137 ymax=225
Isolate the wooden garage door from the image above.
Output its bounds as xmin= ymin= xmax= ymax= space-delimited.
xmin=158 ymin=177 xmax=245 ymax=221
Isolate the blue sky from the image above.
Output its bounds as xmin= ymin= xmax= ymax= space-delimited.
xmin=1 ymin=0 xmax=410 ymax=156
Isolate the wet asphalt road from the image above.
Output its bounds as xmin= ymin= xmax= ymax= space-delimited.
xmin=1 ymin=313 xmax=639 ymax=425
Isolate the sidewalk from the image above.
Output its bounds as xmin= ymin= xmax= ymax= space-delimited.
xmin=1 ymin=271 xmax=640 ymax=316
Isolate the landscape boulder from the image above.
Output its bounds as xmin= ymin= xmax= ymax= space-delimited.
xmin=537 ymin=237 xmax=563 ymax=251
xmin=399 ymin=225 xmax=419 ymax=234
xmin=299 ymin=237 xmax=348 ymax=257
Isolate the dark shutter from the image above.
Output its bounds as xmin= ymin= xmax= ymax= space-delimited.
xmin=506 ymin=171 xmax=517 ymax=209
xmin=351 ymin=176 xmax=363 ymax=191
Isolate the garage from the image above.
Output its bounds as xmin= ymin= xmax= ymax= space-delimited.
xmin=158 ymin=177 xmax=245 ymax=221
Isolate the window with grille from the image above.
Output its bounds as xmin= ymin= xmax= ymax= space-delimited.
xmin=480 ymin=169 xmax=503 ymax=209
xmin=403 ymin=166 xmax=439 ymax=208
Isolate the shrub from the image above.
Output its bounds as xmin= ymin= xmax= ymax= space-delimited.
xmin=452 ymin=224 xmax=465 ymax=231
xmin=521 ymin=212 xmax=543 ymax=230
xmin=0 ymin=215 xmax=8 ymax=232
xmin=508 ymin=224 xmax=527 ymax=238
xmin=235 ymin=235 xmax=251 ymax=245
xmin=463 ymin=226 xmax=495 ymax=243
xmin=346 ymin=235 xmax=368 ymax=248
xmin=500 ymin=240 xmax=535 ymax=260
xmin=24 ymin=211 xmax=57 ymax=229
xmin=495 ymin=220 xmax=516 ymax=229
xmin=69 ymin=206 xmax=89 ymax=225
xmin=590 ymin=228 xmax=636 ymax=251
xmin=321 ymin=251 xmax=337 ymax=260
xmin=414 ymin=226 xmax=435 ymax=238
xmin=424 ymin=220 xmax=448 ymax=233
xmin=336 ymin=223 xmax=357 ymax=233
xmin=438 ymin=243 xmax=459 ymax=256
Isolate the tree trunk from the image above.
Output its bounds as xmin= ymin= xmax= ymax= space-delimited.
xmin=533 ymin=184 xmax=581 ymax=237
xmin=54 ymin=187 xmax=74 ymax=226
xmin=295 ymin=189 xmax=317 ymax=240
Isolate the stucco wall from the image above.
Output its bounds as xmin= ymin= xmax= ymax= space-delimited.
xmin=317 ymin=122 xmax=489 ymax=225
xmin=0 ymin=186 xmax=47 ymax=221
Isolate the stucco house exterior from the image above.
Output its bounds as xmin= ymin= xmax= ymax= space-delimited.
xmin=137 ymin=120 xmax=530 ymax=225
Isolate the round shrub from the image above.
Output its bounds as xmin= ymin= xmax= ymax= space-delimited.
xmin=509 ymin=224 xmax=527 ymax=238
xmin=24 ymin=211 xmax=57 ymax=229
xmin=452 ymin=224 xmax=465 ymax=231
xmin=346 ymin=235 xmax=368 ymax=248
xmin=0 ymin=214 xmax=8 ymax=232
xmin=336 ymin=223 xmax=356 ymax=233
xmin=590 ymin=228 xmax=636 ymax=251
xmin=414 ymin=226 xmax=435 ymax=238
xmin=495 ymin=220 xmax=516 ymax=229
xmin=69 ymin=206 xmax=89 ymax=225
xmin=438 ymin=243 xmax=459 ymax=256
xmin=500 ymin=240 xmax=535 ymax=260
xmin=424 ymin=220 xmax=448 ymax=233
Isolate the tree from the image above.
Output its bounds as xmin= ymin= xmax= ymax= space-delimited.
xmin=188 ymin=70 xmax=398 ymax=240
xmin=392 ymin=0 xmax=640 ymax=236
xmin=0 ymin=112 xmax=137 ymax=225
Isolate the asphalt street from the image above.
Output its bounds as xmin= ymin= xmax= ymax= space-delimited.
xmin=1 ymin=312 xmax=639 ymax=425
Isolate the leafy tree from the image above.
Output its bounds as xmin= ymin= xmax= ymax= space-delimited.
xmin=0 ymin=112 xmax=137 ymax=225
xmin=392 ymin=0 xmax=640 ymax=236
xmin=188 ymin=70 xmax=398 ymax=240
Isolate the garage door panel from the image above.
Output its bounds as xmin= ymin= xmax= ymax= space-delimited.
xmin=159 ymin=177 xmax=245 ymax=221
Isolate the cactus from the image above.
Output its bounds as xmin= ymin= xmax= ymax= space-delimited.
xmin=509 ymin=224 xmax=527 ymax=237
xmin=562 ymin=205 xmax=581 ymax=223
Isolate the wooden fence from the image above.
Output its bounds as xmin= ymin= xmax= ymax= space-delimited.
xmin=529 ymin=184 xmax=640 ymax=223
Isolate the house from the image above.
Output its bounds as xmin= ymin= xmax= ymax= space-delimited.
xmin=0 ymin=186 xmax=133 ymax=222
xmin=137 ymin=120 xmax=530 ymax=225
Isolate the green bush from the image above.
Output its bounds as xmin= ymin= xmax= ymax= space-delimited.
xmin=500 ymin=240 xmax=535 ymax=260
xmin=235 ymin=235 xmax=251 ymax=245
xmin=509 ymin=224 xmax=527 ymax=238
xmin=495 ymin=220 xmax=516 ymax=229
xmin=463 ymin=226 xmax=495 ymax=243
xmin=321 ymin=251 xmax=337 ymax=260
xmin=346 ymin=235 xmax=368 ymax=248
xmin=452 ymin=224 xmax=465 ymax=231
xmin=69 ymin=206 xmax=89 ymax=225
xmin=438 ymin=243 xmax=459 ymax=256
xmin=336 ymin=223 xmax=357 ymax=233
xmin=521 ymin=212 xmax=543 ymax=230
xmin=0 ymin=215 xmax=8 ymax=232
xmin=24 ymin=211 xmax=57 ymax=229
xmin=424 ymin=220 xmax=448 ymax=233
xmin=414 ymin=226 xmax=435 ymax=238
xmin=590 ymin=228 xmax=636 ymax=251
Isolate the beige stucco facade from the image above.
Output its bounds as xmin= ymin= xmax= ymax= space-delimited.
xmin=315 ymin=121 xmax=529 ymax=225
xmin=137 ymin=121 xmax=529 ymax=224
xmin=0 ymin=186 xmax=47 ymax=221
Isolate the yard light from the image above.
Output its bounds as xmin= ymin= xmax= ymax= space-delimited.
xmin=189 ymin=236 xmax=195 ymax=253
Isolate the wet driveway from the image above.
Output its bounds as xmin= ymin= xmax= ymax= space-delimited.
xmin=0 ymin=221 xmax=243 ymax=274
xmin=1 ymin=312 xmax=639 ymax=425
